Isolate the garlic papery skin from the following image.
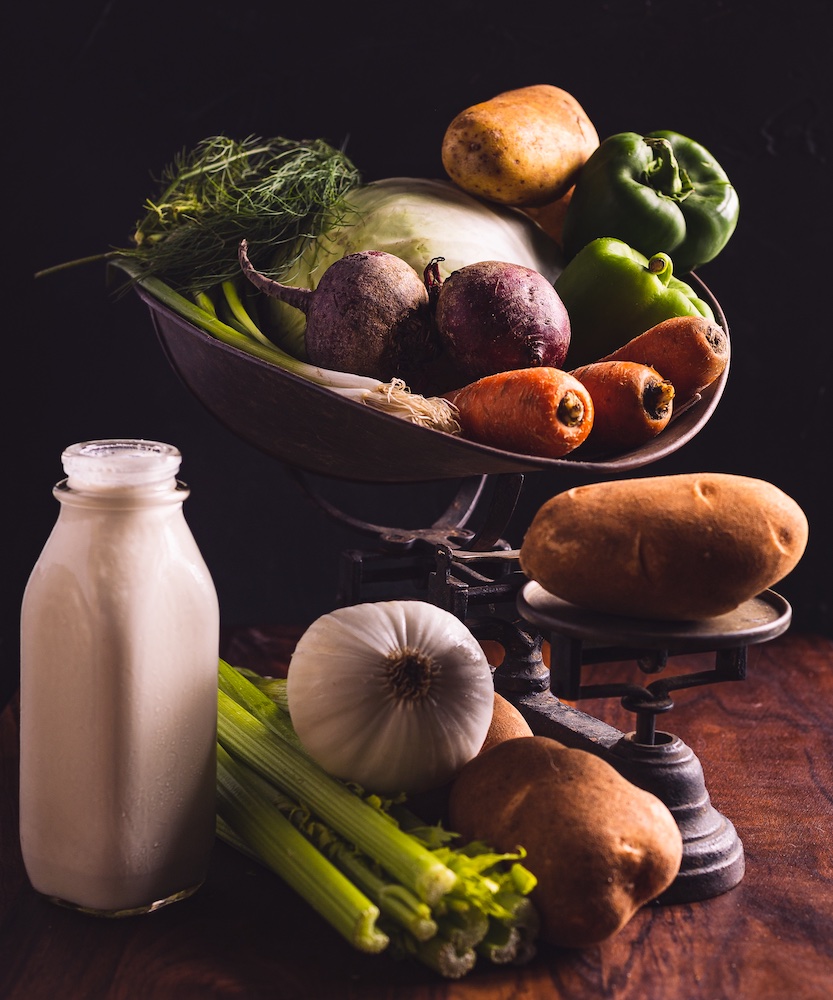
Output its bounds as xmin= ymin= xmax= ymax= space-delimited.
xmin=285 ymin=600 xmax=494 ymax=795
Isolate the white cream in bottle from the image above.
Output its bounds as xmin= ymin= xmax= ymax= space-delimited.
xmin=19 ymin=439 xmax=219 ymax=915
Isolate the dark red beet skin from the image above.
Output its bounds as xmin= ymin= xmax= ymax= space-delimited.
xmin=304 ymin=251 xmax=436 ymax=380
xmin=239 ymin=242 xmax=437 ymax=382
xmin=434 ymin=260 xmax=571 ymax=381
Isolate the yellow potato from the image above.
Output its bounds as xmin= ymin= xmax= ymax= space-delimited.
xmin=519 ymin=472 xmax=809 ymax=620
xmin=441 ymin=84 xmax=599 ymax=207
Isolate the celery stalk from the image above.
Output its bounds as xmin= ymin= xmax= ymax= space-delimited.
xmin=435 ymin=904 xmax=490 ymax=951
xmin=245 ymin=672 xmax=290 ymax=714
xmin=393 ymin=934 xmax=477 ymax=980
xmin=237 ymin=762 xmax=438 ymax=942
xmin=216 ymin=685 xmax=458 ymax=906
xmin=216 ymin=743 xmax=388 ymax=954
xmin=475 ymin=922 xmax=522 ymax=964
xmin=219 ymin=658 xmax=290 ymax=737
xmin=217 ymin=659 xmax=541 ymax=974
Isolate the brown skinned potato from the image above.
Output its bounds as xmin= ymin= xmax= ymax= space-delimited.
xmin=441 ymin=85 xmax=599 ymax=208
xmin=479 ymin=692 xmax=533 ymax=753
xmin=404 ymin=692 xmax=533 ymax=826
xmin=449 ymin=736 xmax=683 ymax=949
xmin=519 ymin=473 xmax=809 ymax=620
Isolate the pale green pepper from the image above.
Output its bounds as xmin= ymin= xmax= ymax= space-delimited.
xmin=555 ymin=237 xmax=715 ymax=368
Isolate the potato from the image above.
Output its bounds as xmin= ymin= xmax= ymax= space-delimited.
xmin=521 ymin=186 xmax=575 ymax=246
xmin=519 ymin=472 xmax=808 ymax=620
xmin=441 ymin=84 xmax=599 ymax=208
xmin=449 ymin=736 xmax=682 ymax=948
xmin=479 ymin=692 xmax=534 ymax=753
xmin=404 ymin=693 xmax=533 ymax=825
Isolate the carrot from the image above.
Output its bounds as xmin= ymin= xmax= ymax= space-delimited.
xmin=570 ymin=361 xmax=674 ymax=455
xmin=445 ymin=367 xmax=594 ymax=458
xmin=597 ymin=315 xmax=728 ymax=404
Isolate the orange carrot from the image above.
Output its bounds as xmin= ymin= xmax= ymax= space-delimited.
xmin=570 ymin=361 xmax=674 ymax=455
xmin=445 ymin=367 xmax=594 ymax=458
xmin=597 ymin=315 xmax=728 ymax=404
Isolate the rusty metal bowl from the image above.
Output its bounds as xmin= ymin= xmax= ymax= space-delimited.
xmin=136 ymin=275 xmax=729 ymax=485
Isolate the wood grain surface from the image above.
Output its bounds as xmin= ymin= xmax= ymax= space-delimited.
xmin=2 ymin=628 xmax=831 ymax=1000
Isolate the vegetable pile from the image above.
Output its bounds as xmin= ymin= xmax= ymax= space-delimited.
xmin=34 ymin=84 xmax=786 ymax=980
xmin=216 ymin=596 xmax=701 ymax=973
xmin=39 ymin=82 xmax=738 ymax=460
xmin=216 ymin=655 xmax=540 ymax=979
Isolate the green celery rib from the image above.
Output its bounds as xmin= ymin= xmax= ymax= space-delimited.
xmin=216 ymin=683 xmax=458 ymax=907
xmin=219 ymin=658 xmax=291 ymax=736
xmin=239 ymin=760 xmax=438 ymax=942
xmin=216 ymin=743 xmax=388 ymax=954
xmin=394 ymin=933 xmax=477 ymax=980
xmin=435 ymin=905 xmax=490 ymax=951
xmin=246 ymin=672 xmax=290 ymax=714
xmin=475 ymin=922 xmax=522 ymax=964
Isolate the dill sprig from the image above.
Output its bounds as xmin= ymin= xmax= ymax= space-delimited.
xmin=123 ymin=134 xmax=362 ymax=293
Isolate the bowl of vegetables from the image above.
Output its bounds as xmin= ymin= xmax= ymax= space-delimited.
xmin=121 ymin=132 xmax=730 ymax=485
xmin=137 ymin=274 xmax=728 ymax=484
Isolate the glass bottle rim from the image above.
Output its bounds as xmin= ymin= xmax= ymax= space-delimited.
xmin=61 ymin=439 xmax=182 ymax=489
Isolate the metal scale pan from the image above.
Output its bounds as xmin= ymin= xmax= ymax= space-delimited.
xmin=135 ymin=273 xmax=728 ymax=487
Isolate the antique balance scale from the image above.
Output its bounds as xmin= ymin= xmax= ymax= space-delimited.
xmin=136 ymin=268 xmax=791 ymax=906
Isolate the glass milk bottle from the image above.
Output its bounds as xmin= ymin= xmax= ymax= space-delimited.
xmin=19 ymin=439 xmax=219 ymax=916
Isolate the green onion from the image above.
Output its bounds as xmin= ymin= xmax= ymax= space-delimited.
xmin=133 ymin=270 xmax=378 ymax=387
xmin=121 ymin=267 xmax=461 ymax=432
xmin=216 ymin=742 xmax=388 ymax=953
xmin=33 ymin=132 xmax=461 ymax=433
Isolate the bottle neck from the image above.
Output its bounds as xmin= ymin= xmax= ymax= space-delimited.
xmin=55 ymin=439 xmax=188 ymax=509
xmin=53 ymin=478 xmax=190 ymax=510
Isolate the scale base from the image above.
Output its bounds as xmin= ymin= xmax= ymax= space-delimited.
xmin=503 ymin=687 xmax=745 ymax=904
xmin=607 ymin=731 xmax=745 ymax=903
xmin=504 ymin=585 xmax=792 ymax=905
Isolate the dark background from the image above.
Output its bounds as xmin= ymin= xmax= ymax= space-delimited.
xmin=6 ymin=0 xmax=831 ymax=707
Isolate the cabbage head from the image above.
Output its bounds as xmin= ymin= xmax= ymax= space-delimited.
xmin=266 ymin=177 xmax=564 ymax=358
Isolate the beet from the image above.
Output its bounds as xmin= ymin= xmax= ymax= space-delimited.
xmin=239 ymin=241 xmax=436 ymax=382
xmin=431 ymin=259 xmax=571 ymax=381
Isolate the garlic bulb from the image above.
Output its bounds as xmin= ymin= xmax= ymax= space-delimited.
xmin=286 ymin=600 xmax=494 ymax=795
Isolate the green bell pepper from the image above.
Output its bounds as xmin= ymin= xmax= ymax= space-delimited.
xmin=554 ymin=237 xmax=715 ymax=368
xmin=561 ymin=130 xmax=739 ymax=274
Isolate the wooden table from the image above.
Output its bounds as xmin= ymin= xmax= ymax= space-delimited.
xmin=2 ymin=626 xmax=832 ymax=999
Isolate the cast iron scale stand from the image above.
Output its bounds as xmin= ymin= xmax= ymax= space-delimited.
xmin=291 ymin=468 xmax=793 ymax=906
